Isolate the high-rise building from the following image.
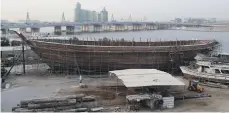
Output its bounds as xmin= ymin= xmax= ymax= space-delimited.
xmin=100 ymin=8 xmax=108 ymax=22
xmin=92 ymin=11 xmax=97 ymax=22
xmin=74 ymin=2 xmax=108 ymax=22
xmin=97 ymin=13 xmax=101 ymax=22
xmin=74 ymin=2 xmax=81 ymax=22
xmin=81 ymin=9 xmax=91 ymax=22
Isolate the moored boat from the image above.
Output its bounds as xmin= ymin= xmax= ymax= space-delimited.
xmin=195 ymin=53 xmax=229 ymax=63
xmin=180 ymin=61 xmax=229 ymax=84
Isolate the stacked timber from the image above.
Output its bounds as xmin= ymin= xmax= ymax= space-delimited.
xmin=12 ymin=94 xmax=99 ymax=112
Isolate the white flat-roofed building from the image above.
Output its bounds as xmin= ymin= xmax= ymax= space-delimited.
xmin=109 ymin=69 xmax=185 ymax=88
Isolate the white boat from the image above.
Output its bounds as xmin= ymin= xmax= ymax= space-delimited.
xmin=180 ymin=61 xmax=229 ymax=84
xmin=195 ymin=53 xmax=229 ymax=63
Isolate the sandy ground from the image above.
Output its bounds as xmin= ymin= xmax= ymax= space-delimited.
xmin=1 ymin=71 xmax=229 ymax=112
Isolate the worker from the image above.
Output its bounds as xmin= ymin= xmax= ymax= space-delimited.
xmin=79 ymin=75 xmax=82 ymax=83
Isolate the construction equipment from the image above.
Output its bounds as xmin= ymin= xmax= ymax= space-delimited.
xmin=188 ymin=80 xmax=204 ymax=93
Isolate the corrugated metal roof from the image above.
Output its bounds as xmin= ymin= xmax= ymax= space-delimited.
xmin=109 ymin=69 xmax=185 ymax=87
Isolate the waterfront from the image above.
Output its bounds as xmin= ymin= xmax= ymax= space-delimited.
xmin=3 ymin=30 xmax=229 ymax=52
xmin=38 ymin=30 xmax=229 ymax=52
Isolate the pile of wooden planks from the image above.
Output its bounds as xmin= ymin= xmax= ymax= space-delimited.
xmin=12 ymin=94 xmax=103 ymax=112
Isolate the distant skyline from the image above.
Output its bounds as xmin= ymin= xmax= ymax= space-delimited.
xmin=1 ymin=0 xmax=229 ymax=22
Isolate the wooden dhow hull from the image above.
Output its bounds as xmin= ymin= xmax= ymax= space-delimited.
xmin=27 ymin=39 xmax=218 ymax=74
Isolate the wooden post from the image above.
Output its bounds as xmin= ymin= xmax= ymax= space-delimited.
xmin=82 ymin=38 xmax=84 ymax=45
xmin=50 ymin=45 xmax=52 ymax=76
xmin=176 ymin=38 xmax=178 ymax=46
xmin=149 ymin=38 xmax=151 ymax=46
xmin=160 ymin=38 xmax=161 ymax=46
xmin=99 ymin=37 xmax=102 ymax=76
xmin=116 ymin=78 xmax=118 ymax=93
xmin=118 ymin=38 xmax=120 ymax=46
xmin=109 ymin=37 xmax=112 ymax=46
xmin=132 ymin=38 xmax=134 ymax=46
xmin=22 ymin=42 xmax=26 ymax=74
xmin=65 ymin=44 xmax=68 ymax=75
xmin=93 ymin=37 xmax=96 ymax=72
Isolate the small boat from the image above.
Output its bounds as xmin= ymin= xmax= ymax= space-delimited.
xmin=195 ymin=53 xmax=229 ymax=63
xmin=180 ymin=60 xmax=229 ymax=84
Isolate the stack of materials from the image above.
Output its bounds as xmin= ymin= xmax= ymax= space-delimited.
xmin=162 ymin=94 xmax=174 ymax=109
xmin=12 ymin=94 xmax=98 ymax=112
xmin=126 ymin=94 xmax=164 ymax=110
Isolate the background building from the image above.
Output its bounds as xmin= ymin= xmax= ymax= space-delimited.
xmin=183 ymin=18 xmax=206 ymax=24
xmin=74 ymin=2 xmax=108 ymax=22
xmin=100 ymin=8 xmax=108 ymax=22
xmin=1 ymin=20 xmax=9 ymax=23
xmin=74 ymin=2 xmax=82 ymax=22
xmin=171 ymin=18 xmax=182 ymax=23
xmin=174 ymin=18 xmax=182 ymax=23
xmin=97 ymin=13 xmax=101 ymax=22
xmin=207 ymin=18 xmax=217 ymax=23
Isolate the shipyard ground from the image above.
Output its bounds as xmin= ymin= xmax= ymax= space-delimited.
xmin=1 ymin=69 xmax=229 ymax=112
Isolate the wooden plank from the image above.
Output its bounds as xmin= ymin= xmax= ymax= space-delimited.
xmin=20 ymin=94 xmax=85 ymax=105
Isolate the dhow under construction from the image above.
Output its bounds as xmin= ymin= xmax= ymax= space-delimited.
xmin=17 ymin=32 xmax=219 ymax=74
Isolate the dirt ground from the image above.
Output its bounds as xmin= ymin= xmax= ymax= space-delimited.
xmin=1 ymin=71 xmax=229 ymax=112
xmin=163 ymin=77 xmax=229 ymax=112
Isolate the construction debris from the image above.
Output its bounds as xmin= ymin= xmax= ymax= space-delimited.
xmin=126 ymin=94 xmax=163 ymax=102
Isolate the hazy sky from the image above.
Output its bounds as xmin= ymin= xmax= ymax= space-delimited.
xmin=1 ymin=0 xmax=229 ymax=22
